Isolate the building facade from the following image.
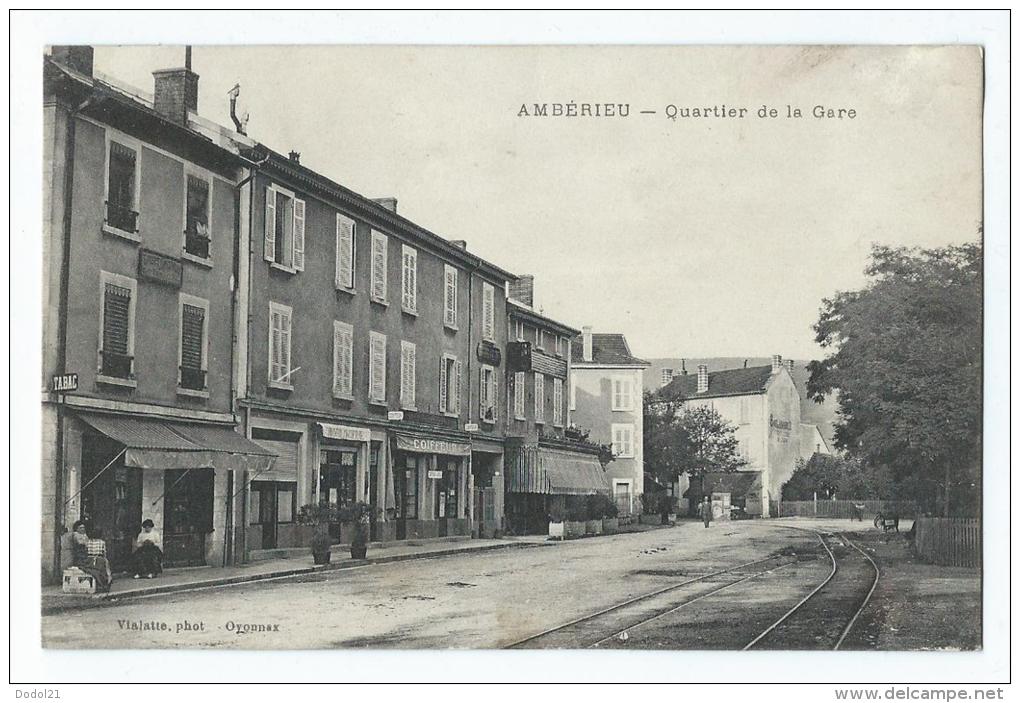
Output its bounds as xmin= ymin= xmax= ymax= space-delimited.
xmin=503 ymin=279 xmax=610 ymax=534
xmin=658 ymin=356 xmax=802 ymax=516
xmin=234 ymin=144 xmax=515 ymax=556
xmin=569 ymin=328 xmax=649 ymax=515
xmin=41 ymin=48 xmax=273 ymax=582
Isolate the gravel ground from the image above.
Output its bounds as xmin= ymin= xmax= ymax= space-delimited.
xmin=41 ymin=519 xmax=980 ymax=650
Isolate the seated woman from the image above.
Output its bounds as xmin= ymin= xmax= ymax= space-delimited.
xmin=70 ymin=521 xmax=113 ymax=593
xmin=132 ymin=519 xmax=163 ymax=579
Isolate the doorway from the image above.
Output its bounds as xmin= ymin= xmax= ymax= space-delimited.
xmin=319 ymin=447 xmax=357 ymax=542
xmin=163 ymin=469 xmax=214 ymax=567
xmin=394 ymin=454 xmax=420 ymax=540
xmin=251 ymin=481 xmax=295 ymax=550
xmin=436 ymin=458 xmax=459 ymax=536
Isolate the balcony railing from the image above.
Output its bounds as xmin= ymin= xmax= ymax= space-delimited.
xmin=184 ymin=228 xmax=210 ymax=259
xmin=105 ymin=201 xmax=138 ymax=233
xmin=100 ymin=350 xmax=134 ymax=379
xmin=179 ymin=366 xmax=206 ymax=391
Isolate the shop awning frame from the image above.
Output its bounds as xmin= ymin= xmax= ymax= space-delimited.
xmin=507 ymin=446 xmax=611 ymax=496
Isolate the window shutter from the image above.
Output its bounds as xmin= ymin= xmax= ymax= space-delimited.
xmin=333 ymin=322 xmax=353 ymax=397
xmin=370 ymin=333 xmax=386 ymax=402
xmin=371 ymin=231 xmax=387 ymax=301
xmin=401 ymin=341 xmax=416 ymax=409
xmin=280 ymin=309 xmax=291 ymax=380
xmin=292 ymin=198 xmax=306 ymax=271
xmin=444 ymin=265 xmax=457 ymax=327
xmin=482 ymin=284 xmax=494 ymax=340
xmin=553 ymin=378 xmax=563 ymax=426
xmin=402 ymin=246 xmax=417 ymax=312
xmin=490 ymin=371 xmax=498 ymax=422
xmin=439 ymin=357 xmax=448 ymax=413
xmin=181 ymin=304 xmax=205 ymax=370
xmin=102 ymin=284 xmax=131 ymax=355
xmin=335 ymin=215 xmax=355 ymax=289
xmin=454 ymin=360 xmax=462 ymax=415
xmin=514 ymin=371 xmax=525 ymax=418
xmin=534 ymin=373 xmax=544 ymax=422
xmin=264 ymin=188 xmax=276 ymax=262
xmin=270 ymin=309 xmax=281 ymax=382
xmin=479 ymin=368 xmax=486 ymax=419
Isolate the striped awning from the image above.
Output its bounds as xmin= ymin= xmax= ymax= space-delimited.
xmin=507 ymin=446 xmax=610 ymax=496
xmin=79 ymin=413 xmax=276 ymax=473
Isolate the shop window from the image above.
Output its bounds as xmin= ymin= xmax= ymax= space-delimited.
xmin=320 ymin=449 xmax=357 ymax=508
xmin=184 ymin=173 xmax=211 ymax=259
xmin=400 ymin=456 xmax=419 ymax=520
xmin=105 ymin=139 xmax=139 ymax=234
xmin=264 ymin=185 xmax=305 ymax=272
xmin=438 ymin=463 xmax=459 ymax=518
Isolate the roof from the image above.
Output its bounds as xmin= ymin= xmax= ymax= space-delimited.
xmin=571 ymin=333 xmax=649 ymax=367
xmin=506 ymin=298 xmax=580 ymax=337
xmin=657 ymin=365 xmax=774 ymax=401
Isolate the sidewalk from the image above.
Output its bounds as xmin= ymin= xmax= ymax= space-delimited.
xmin=42 ymin=535 xmax=549 ymax=614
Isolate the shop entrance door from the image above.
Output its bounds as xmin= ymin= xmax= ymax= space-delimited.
xmin=436 ymin=459 xmax=458 ymax=537
xmin=79 ymin=432 xmax=142 ymax=572
xmin=320 ymin=448 xmax=357 ymax=542
xmin=394 ymin=455 xmax=419 ymax=540
xmin=163 ymin=469 xmax=213 ymax=567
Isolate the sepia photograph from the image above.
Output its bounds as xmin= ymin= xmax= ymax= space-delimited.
xmin=10 ymin=8 xmax=1011 ymax=691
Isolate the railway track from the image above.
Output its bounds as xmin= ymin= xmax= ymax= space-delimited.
xmin=504 ymin=527 xmax=880 ymax=651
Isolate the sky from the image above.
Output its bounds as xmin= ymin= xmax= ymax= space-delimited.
xmin=93 ymin=44 xmax=983 ymax=361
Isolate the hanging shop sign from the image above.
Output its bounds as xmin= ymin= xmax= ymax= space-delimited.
xmin=506 ymin=341 xmax=532 ymax=372
xmin=476 ymin=341 xmax=502 ymax=366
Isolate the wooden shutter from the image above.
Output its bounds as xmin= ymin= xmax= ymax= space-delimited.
xmin=454 ymin=359 xmax=462 ymax=414
xmin=553 ymin=378 xmax=563 ymax=426
xmin=534 ymin=373 xmax=544 ymax=422
xmin=333 ymin=321 xmax=353 ymax=397
xmin=444 ymin=265 xmax=457 ymax=327
xmin=490 ymin=370 xmax=498 ymax=422
xmin=370 ymin=333 xmax=386 ymax=402
xmin=402 ymin=246 xmax=417 ymax=312
xmin=336 ymin=214 xmax=355 ymax=289
xmin=102 ymin=283 xmax=131 ymax=355
xmin=514 ymin=371 xmax=525 ymax=418
xmin=479 ymin=367 xmax=486 ymax=419
xmin=264 ymin=187 xmax=276 ymax=262
xmin=270 ymin=308 xmax=281 ymax=382
xmin=439 ymin=356 xmax=448 ymax=413
xmin=181 ymin=304 xmax=205 ymax=370
xmin=371 ymin=231 xmax=387 ymax=301
xmin=292 ymin=198 xmax=305 ymax=271
xmin=401 ymin=341 xmax=416 ymax=409
xmin=482 ymin=283 xmax=495 ymax=340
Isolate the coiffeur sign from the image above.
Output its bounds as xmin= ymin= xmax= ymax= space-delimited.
xmin=393 ymin=434 xmax=471 ymax=457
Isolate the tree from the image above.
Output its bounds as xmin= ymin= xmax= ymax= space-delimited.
xmin=807 ymin=242 xmax=981 ymax=516
xmin=643 ymin=391 xmax=748 ymax=488
xmin=782 ymin=454 xmax=894 ymax=501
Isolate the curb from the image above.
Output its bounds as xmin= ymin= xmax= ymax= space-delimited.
xmin=42 ymin=541 xmax=541 ymax=615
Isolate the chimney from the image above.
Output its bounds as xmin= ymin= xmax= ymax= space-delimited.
xmin=582 ymin=327 xmax=593 ymax=362
xmin=288 ymin=150 xmax=301 ymax=164
xmin=450 ymin=240 xmax=467 ymax=250
xmin=153 ymin=50 xmax=199 ymax=126
xmin=509 ymin=275 xmax=535 ymax=307
xmin=51 ymin=45 xmax=94 ymax=77
xmin=373 ymin=197 xmax=398 ymax=213
xmin=697 ymin=364 xmax=709 ymax=393
xmin=681 ymin=359 xmax=687 ymax=375
xmin=786 ymin=359 xmax=795 ymax=374
xmin=771 ymin=354 xmax=783 ymax=374
xmin=660 ymin=368 xmax=674 ymax=388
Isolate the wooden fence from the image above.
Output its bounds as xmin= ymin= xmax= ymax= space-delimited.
xmin=913 ymin=517 xmax=981 ymax=568
xmin=777 ymin=499 xmax=917 ymax=520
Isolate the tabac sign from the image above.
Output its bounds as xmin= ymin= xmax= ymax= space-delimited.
xmin=51 ymin=373 xmax=78 ymax=392
xmin=393 ymin=434 xmax=471 ymax=457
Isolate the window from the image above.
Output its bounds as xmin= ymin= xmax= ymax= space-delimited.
xmin=105 ymin=139 xmax=139 ymax=235
xmin=557 ymin=336 xmax=568 ymax=358
xmin=178 ymin=294 xmax=209 ymax=393
xmin=482 ymin=283 xmax=495 ymax=341
xmin=268 ymin=302 xmax=293 ymax=389
xmin=98 ymin=272 xmax=136 ymax=382
xmin=479 ymin=365 xmax=497 ymax=423
xmin=370 ymin=230 xmax=388 ymax=303
xmin=439 ymin=354 xmax=461 ymax=416
xmin=536 ymin=329 xmax=545 ymax=350
xmin=332 ymin=321 xmax=353 ymax=399
xmin=335 ymin=214 xmax=356 ymax=291
xmin=514 ymin=371 xmax=526 ymax=420
xmin=612 ymin=378 xmax=634 ymax=411
xmin=443 ymin=264 xmax=458 ymax=328
xmin=534 ymin=373 xmax=545 ymax=424
xmin=277 ymin=487 xmax=295 ymax=523
xmin=612 ymin=424 xmax=635 ymax=458
xmin=183 ymin=172 xmax=211 ymax=260
xmin=515 ymin=320 xmax=525 ymax=341
xmin=401 ymin=245 xmax=418 ymax=313
xmin=264 ymin=185 xmax=305 ymax=271
xmin=369 ymin=331 xmax=387 ymax=404
xmin=739 ymin=397 xmax=750 ymax=425
xmin=553 ymin=377 xmax=563 ymax=427
xmin=400 ymin=340 xmax=417 ymax=410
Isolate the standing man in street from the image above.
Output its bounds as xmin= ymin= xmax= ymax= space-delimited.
xmin=699 ymin=497 xmax=712 ymax=528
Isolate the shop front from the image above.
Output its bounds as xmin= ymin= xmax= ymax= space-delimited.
xmin=66 ymin=412 xmax=275 ymax=571
xmin=471 ymin=439 xmax=504 ymax=539
xmin=505 ymin=442 xmax=611 ymax=535
xmin=314 ymin=422 xmax=379 ymax=544
xmin=390 ymin=433 xmax=472 ymax=540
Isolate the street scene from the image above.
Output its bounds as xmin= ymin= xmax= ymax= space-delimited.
xmin=38 ymin=43 xmax=984 ymax=652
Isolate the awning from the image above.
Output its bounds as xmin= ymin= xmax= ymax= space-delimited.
xmin=508 ymin=446 xmax=610 ymax=496
xmin=79 ymin=413 xmax=276 ymax=473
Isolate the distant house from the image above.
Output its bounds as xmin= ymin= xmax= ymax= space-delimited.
xmin=570 ymin=328 xmax=650 ymax=515
xmin=800 ymin=423 xmax=831 ymax=461
xmin=657 ymin=356 xmax=801 ymax=517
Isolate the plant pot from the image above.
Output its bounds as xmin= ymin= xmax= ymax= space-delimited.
xmin=350 ymin=545 xmax=368 ymax=560
xmin=564 ymin=520 xmax=586 ymax=539
xmin=548 ymin=521 xmax=565 ymax=540
xmin=312 ymin=550 xmax=331 ymax=565
xmin=603 ymin=517 xmax=619 ymax=534
xmin=585 ymin=519 xmax=603 ymax=536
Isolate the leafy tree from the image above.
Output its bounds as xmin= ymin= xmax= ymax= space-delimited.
xmin=782 ymin=454 xmax=894 ymax=501
xmin=807 ymin=242 xmax=981 ymax=516
xmin=643 ymin=391 xmax=747 ymax=487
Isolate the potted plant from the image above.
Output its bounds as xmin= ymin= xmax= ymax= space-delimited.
xmin=297 ymin=502 xmax=340 ymax=565
xmin=565 ymin=501 xmax=587 ymax=539
xmin=591 ymin=493 xmax=619 ymax=533
xmin=339 ymin=502 xmax=375 ymax=560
